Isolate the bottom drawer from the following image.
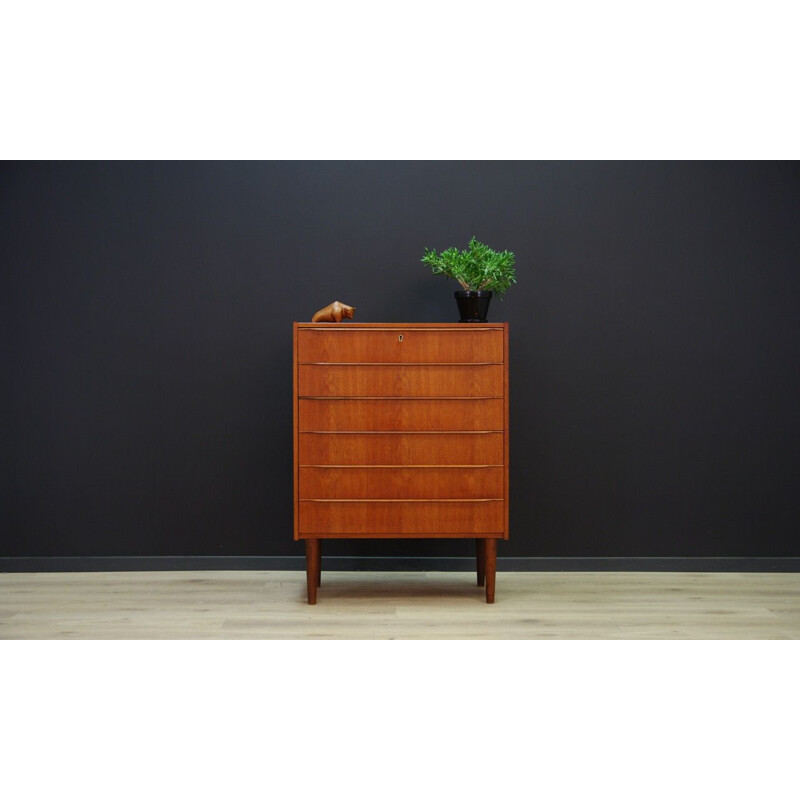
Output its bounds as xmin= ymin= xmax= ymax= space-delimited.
xmin=298 ymin=500 xmax=504 ymax=536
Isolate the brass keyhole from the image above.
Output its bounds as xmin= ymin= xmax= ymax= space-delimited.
xmin=399 ymin=335 xmax=403 ymax=342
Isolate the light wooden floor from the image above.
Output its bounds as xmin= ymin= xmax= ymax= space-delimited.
xmin=1 ymin=570 xmax=799 ymax=639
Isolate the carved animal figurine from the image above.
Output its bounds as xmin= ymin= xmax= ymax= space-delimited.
xmin=311 ymin=300 xmax=356 ymax=323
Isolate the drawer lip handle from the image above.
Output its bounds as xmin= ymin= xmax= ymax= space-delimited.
xmin=301 ymin=464 xmax=503 ymax=468
xmin=298 ymin=361 xmax=502 ymax=365
xmin=300 ymin=498 xmax=504 ymax=503
xmin=297 ymin=327 xmax=503 ymax=331
xmin=300 ymin=430 xmax=502 ymax=435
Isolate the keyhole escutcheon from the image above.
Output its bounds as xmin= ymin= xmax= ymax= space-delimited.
xmin=399 ymin=335 xmax=403 ymax=342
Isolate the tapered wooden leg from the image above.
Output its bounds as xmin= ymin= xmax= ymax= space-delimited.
xmin=476 ymin=539 xmax=486 ymax=587
xmin=485 ymin=538 xmax=497 ymax=604
xmin=305 ymin=538 xmax=319 ymax=604
xmin=316 ymin=539 xmax=322 ymax=587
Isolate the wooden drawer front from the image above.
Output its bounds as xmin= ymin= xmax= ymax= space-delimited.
xmin=298 ymin=398 xmax=504 ymax=432
xmin=298 ymin=500 xmax=504 ymax=535
xmin=297 ymin=328 xmax=503 ymax=364
xmin=299 ymin=466 xmax=504 ymax=499
xmin=298 ymin=364 xmax=503 ymax=397
xmin=299 ymin=432 xmax=503 ymax=465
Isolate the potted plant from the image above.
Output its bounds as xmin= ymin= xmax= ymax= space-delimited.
xmin=421 ymin=236 xmax=516 ymax=322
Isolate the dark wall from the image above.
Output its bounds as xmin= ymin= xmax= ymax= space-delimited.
xmin=2 ymin=161 xmax=800 ymax=561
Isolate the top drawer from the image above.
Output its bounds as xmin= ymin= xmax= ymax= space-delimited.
xmin=297 ymin=327 xmax=504 ymax=364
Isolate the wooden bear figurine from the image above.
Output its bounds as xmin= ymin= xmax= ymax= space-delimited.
xmin=311 ymin=300 xmax=356 ymax=323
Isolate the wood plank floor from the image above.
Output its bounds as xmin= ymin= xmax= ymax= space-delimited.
xmin=1 ymin=570 xmax=799 ymax=639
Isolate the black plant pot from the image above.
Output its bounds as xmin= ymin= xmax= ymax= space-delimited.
xmin=454 ymin=291 xmax=493 ymax=322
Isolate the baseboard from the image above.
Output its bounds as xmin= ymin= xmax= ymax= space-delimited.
xmin=2 ymin=556 xmax=799 ymax=572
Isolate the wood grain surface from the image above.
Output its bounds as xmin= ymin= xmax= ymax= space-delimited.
xmin=299 ymin=465 xmax=504 ymax=499
xmin=298 ymin=398 xmax=504 ymax=431
xmin=298 ymin=364 xmax=504 ymax=397
xmin=298 ymin=431 xmax=503 ymax=465
xmin=297 ymin=327 xmax=504 ymax=363
xmin=298 ymin=499 xmax=505 ymax=535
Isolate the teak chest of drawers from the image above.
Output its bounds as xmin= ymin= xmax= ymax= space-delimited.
xmin=293 ymin=322 xmax=509 ymax=603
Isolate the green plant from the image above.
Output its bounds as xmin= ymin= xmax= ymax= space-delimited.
xmin=421 ymin=236 xmax=516 ymax=297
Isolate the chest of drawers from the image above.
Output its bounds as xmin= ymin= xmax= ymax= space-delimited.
xmin=293 ymin=322 xmax=509 ymax=603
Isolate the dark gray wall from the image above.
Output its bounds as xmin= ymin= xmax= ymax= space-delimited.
xmin=2 ymin=161 xmax=800 ymax=563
